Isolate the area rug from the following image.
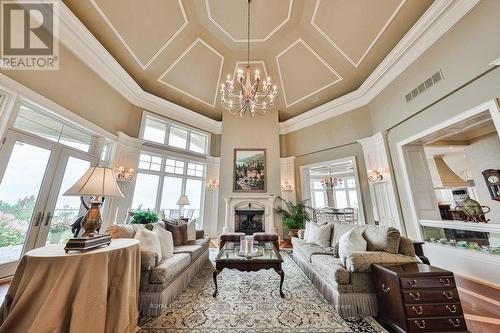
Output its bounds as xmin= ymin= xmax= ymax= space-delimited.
xmin=139 ymin=250 xmax=387 ymax=333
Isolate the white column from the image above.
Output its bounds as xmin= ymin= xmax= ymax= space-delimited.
xmin=203 ymin=156 xmax=220 ymax=237
xmin=268 ymin=196 xmax=277 ymax=235
xmin=223 ymin=197 xmax=232 ymax=233
xmin=358 ymin=132 xmax=403 ymax=230
xmin=101 ymin=132 xmax=143 ymax=228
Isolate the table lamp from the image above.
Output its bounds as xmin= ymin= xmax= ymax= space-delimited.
xmin=63 ymin=166 xmax=124 ymax=252
xmin=176 ymin=195 xmax=190 ymax=218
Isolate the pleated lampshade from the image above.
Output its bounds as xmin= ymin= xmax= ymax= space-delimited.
xmin=64 ymin=166 xmax=124 ymax=198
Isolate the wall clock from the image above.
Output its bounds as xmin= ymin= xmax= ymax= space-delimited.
xmin=482 ymin=169 xmax=500 ymax=201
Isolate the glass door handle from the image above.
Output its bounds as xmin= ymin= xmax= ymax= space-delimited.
xmin=34 ymin=212 xmax=44 ymax=227
xmin=43 ymin=211 xmax=53 ymax=226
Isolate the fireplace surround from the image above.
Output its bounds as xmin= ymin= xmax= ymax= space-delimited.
xmin=223 ymin=195 xmax=277 ymax=234
xmin=234 ymin=202 xmax=265 ymax=235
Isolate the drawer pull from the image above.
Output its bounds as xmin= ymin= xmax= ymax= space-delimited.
xmin=449 ymin=318 xmax=461 ymax=327
xmin=446 ymin=305 xmax=457 ymax=313
xmin=409 ymin=292 xmax=421 ymax=301
xmin=407 ymin=279 xmax=418 ymax=287
xmin=440 ymin=278 xmax=452 ymax=286
xmin=442 ymin=291 xmax=454 ymax=299
xmin=412 ymin=306 xmax=423 ymax=315
xmin=381 ymin=284 xmax=390 ymax=293
xmin=414 ymin=320 xmax=426 ymax=329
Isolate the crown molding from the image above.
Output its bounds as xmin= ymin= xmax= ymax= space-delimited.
xmin=279 ymin=0 xmax=479 ymax=134
xmin=53 ymin=0 xmax=476 ymax=136
xmin=56 ymin=1 xmax=222 ymax=134
xmin=490 ymin=57 xmax=500 ymax=66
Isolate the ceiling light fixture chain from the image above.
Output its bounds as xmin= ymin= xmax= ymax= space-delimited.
xmin=220 ymin=0 xmax=278 ymax=117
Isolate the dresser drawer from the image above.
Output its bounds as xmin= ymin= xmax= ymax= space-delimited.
xmin=403 ymin=289 xmax=459 ymax=303
xmin=408 ymin=316 xmax=466 ymax=332
xmin=405 ymin=303 xmax=463 ymax=317
xmin=401 ymin=276 xmax=455 ymax=289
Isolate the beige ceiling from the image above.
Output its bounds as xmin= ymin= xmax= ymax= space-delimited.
xmin=64 ymin=0 xmax=433 ymax=121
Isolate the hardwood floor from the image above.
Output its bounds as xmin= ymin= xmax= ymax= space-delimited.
xmin=455 ymin=274 xmax=500 ymax=333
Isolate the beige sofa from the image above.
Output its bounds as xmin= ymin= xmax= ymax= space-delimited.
xmin=293 ymin=222 xmax=418 ymax=317
xmin=108 ymin=222 xmax=209 ymax=317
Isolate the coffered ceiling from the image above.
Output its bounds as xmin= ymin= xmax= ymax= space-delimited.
xmin=64 ymin=0 xmax=433 ymax=122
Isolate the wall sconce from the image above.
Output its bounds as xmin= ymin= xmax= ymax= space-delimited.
xmin=367 ymin=168 xmax=384 ymax=182
xmin=116 ymin=166 xmax=134 ymax=182
xmin=207 ymin=178 xmax=219 ymax=190
xmin=281 ymin=180 xmax=293 ymax=192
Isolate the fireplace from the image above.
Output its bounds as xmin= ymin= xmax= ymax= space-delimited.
xmin=234 ymin=202 xmax=265 ymax=235
xmin=223 ymin=195 xmax=277 ymax=234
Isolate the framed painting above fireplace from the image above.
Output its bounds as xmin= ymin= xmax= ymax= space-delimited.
xmin=234 ymin=148 xmax=266 ymax=192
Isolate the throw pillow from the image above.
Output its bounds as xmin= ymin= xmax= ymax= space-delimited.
xmin=330 ymin=222 xmax=359 ymax=247
xmin=152 ymin=225 xmax=174 ymax=259
xmin=186 ymin=220 xmax=196 ymax=242
xmin=332 ymin=242 xmax=340 ymax=258
xmin=304 ymin=222 xmax=333 ymax=248
xmin=134 ymin=227 xmax=163 ymax=261
xmin=362 ymin=226 xmax=401 ymax=254
xmin=165 ymin=222 xmax=188 ymax=246
xmin=338 ymin=228 xmax=367 ymax=266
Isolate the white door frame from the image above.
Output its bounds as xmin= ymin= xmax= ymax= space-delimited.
xmin=395 ymin=99 xmax=500 ymax=241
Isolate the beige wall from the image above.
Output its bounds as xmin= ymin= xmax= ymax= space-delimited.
xmin=368 ymin=0 xmax=500 ymax=238
xmin=464 ymin=133 xmax=500 ymax=221
xmin=1 ymin=44 xmax=142 ymax=137
xmin=217 ymin=110 xmax=282 ymax=234
xmin=281 ymin=106 xmax=375 ymax=223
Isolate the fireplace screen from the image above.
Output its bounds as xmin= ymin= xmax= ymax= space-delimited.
xmin=235 ymin=204 xmax=264 ymax=235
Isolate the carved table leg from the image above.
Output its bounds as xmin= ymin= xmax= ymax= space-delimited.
xmin=277 ymin=268 xmax=285 ymax=298
xmin=212 ymin=270 xmax=220 ymax=297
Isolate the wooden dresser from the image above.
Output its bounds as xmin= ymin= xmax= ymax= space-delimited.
xmin=373 ymin=263 xmax=467 ymax=333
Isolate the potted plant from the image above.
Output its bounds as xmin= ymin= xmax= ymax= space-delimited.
xmin=130 ymin=209 xmax=159 ymax=225
xmin=275 ymin=197 xmax=311 ymax=238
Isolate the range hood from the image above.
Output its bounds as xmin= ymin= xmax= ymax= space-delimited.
xmin=433 ymin=155 xmax=468 ymax=188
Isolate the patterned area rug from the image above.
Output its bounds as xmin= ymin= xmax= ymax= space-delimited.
xmin=139 ymin=250 xmax=387 ymax=333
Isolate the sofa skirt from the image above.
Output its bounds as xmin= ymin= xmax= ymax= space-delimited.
xmin=140 ymin=249 xmax=209 ymax=317
xmin=292 ymin=251 xmax=378 ymax=317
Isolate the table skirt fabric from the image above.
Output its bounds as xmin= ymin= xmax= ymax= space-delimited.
xmin=0 ymin=239 xmax=140 ymax=333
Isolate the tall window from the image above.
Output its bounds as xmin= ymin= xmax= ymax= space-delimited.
xmin=131 ymin=152 xmax=206 ymax=228
xmin=141 ymin=114 xmax=209 ymax=155
xmin=310 ymin=176 xmax=359 ymax=209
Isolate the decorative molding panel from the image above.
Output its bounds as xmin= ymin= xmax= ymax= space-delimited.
xmin=158 ymin=38 xmax=224 ymax=108
xmin=90 ymin=0 xmax=188 ymax=70
xmin=205 ymin=0 xmax=293 ymax=42
xmin=276 ymin=38 xmax=343 ymax=107
xmin=311 ymin=0 xmax=405 ymax=68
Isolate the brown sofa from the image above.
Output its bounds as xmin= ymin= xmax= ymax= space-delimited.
xmin=107 ymin=222 xmax=209 ymax=317
xmin=293 ymin=222 xmax=418 ymax=317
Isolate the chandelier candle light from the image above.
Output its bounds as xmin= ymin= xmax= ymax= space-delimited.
xmin=220 ymin=0 xmax=277 ymax=117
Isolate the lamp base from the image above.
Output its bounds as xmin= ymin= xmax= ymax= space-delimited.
xmin=64 ymin=234 xmax=111 ymax=253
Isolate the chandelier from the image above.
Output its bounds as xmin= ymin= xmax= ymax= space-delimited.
xmin=220 ymin=0 xmax=278 ymax=117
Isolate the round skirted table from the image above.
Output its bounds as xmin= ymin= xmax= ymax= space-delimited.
xmin=0 ymin=238 xmax=140 ymax=333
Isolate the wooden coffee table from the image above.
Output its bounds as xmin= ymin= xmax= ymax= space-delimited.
xmin=213 ymin=241 xmax=284 ymax=297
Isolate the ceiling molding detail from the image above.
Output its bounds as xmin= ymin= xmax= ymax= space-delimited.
xmin=205 ymin=0 xmax=293 ymax=42
xmin=53 ymin=0 xmax=477 ymax=135
xmin=157 ymin=38 xmax=224 ymax=108
xmin=490 ymin=57 xmax=500 ymax=66
xmin=311 ymin=0 xmax=405 ymax=68
xmin=56 ymin=2 xmax=221 ymax=134
xmin=232 ymin=61 xmax=269 ymax=80
xmin=90 ymin=0 xmax=188 ymax=70
xmin=279 ymin=0 xmax=479 ymax=134
xmin=276 ymin=38 xmax=343 ymax=107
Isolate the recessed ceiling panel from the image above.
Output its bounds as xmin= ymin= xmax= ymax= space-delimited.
xmin=276 ymin=39 xmax=342 ymax=107
xmin=91 ymin=0 xmax=187 ymax=69
xmin=312 ymin=0 xmax=405 ymax=67
xmin=206 ymin=0 xmax=293 ymax=42
xmin=158 ymin=39 xmax=224 ymax=107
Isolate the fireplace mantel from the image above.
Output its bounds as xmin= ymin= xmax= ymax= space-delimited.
xmin=223 ymin=194 xmax=277 ymax=234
